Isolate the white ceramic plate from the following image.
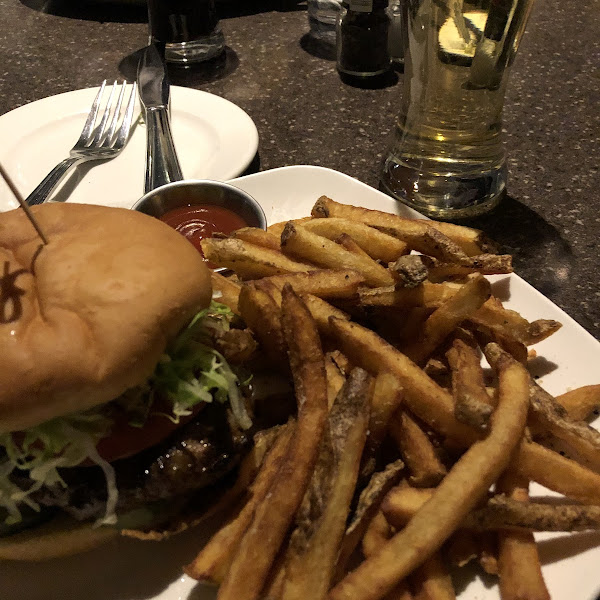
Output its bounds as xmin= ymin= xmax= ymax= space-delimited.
xmin=1 ymin=166 xmax=599 ymax=600
xmin=0 ymin=85 xmax=258 ymax=211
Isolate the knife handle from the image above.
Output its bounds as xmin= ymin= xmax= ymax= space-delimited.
xmin=144 ymin=106 xmax=183 ymax=194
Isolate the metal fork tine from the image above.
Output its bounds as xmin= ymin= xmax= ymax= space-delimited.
xmin=25 ymin=80 xmax=138 ymax=206
xmin=90 ymin=80 xmax=117 ymax=146
xmin=103 ymin=82 xmax=127 ymax=147
xmin=114 ymin=82 xmax=137 ymax=150
xmin=76 ymin=80 xmax=106 ymax=146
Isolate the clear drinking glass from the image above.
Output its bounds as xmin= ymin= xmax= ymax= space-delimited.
xmin=380 ymin=0 xmax=535 ymax=218
xmin=307 ymin=0 xmax=343 ymax=46
xmin=147 ymin=0 xmax=225 ymax=65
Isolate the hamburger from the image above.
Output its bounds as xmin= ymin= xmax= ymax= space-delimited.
xmin=0 ymin=203 xmax=253 ymax=560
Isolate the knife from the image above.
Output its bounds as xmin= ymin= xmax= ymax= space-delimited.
xmin=137 ymin=44 xmax=183 ymax=194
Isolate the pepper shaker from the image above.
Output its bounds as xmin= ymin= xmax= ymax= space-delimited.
xmin=336 ymin=0 xmax=391 ymax=84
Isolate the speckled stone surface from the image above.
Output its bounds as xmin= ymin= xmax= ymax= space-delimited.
xmin=1 ymin=0 xmax=598 ymax=338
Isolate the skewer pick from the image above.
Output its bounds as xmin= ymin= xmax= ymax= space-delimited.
xmin=0 ymin=162 xmax=49 ymax=245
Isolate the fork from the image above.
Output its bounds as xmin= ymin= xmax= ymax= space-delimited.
xmin=26 ymin=80 xmax=137 ymax=206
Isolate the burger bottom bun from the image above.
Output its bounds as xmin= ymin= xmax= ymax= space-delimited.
xmin=0 ymin=472 xmax=239 ymax=561
xmin=0 ymin=516 xmax=118 ymax=562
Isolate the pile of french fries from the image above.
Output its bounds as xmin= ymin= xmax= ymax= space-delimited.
xmin=184 ymin=196 xmax=600 ymax=600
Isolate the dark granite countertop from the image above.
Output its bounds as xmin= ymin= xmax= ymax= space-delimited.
xmin=1 ymin=0 xmax=598 ymax=338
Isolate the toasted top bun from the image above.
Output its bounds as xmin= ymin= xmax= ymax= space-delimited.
xmin=0 ymin=203 xmax=211 ymax=433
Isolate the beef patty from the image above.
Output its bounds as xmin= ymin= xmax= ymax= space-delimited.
xmin=32 ymin=403 xmax=248 ymax=521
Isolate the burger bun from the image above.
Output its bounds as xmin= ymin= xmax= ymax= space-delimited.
xmin=0 ymin=203 xmax=212 ymax=433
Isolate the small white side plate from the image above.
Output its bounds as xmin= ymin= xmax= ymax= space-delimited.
xmin=0 ymin=86 xmax=259 ymax=211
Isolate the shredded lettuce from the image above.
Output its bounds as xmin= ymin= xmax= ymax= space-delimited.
xmin=152 ymin=301 xmax=252 ymax=430
xmin=0 ymin=412 xmax=112 ymax=526
xmin=0 ymin=301 xmax=251 ymax=528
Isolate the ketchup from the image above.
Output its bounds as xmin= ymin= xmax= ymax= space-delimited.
xmin=159 ymin=205 xmax=247 ymax=266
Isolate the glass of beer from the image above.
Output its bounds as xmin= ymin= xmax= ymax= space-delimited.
xmin=380 ymin=0 xmax=535 ymax=218
xmin=147 ymin=0 xmax=225 ymax=65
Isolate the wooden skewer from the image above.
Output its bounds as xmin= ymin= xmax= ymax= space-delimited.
xmin=0 ymin=162 xmax=48 ymax=245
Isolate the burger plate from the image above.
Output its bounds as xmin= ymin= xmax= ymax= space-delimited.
xmin=1 ymin=166 xmax=599 ymax=600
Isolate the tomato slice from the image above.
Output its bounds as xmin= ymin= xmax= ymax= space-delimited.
xmin=9 ymin=401 xmax=206 ymax=466
xmin=95 ymin=402 xmax=205 ymax=463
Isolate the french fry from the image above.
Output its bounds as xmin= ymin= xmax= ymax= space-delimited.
xmin=325 ymin=353 xmax=347 ymax=410
xmin=485 ymin=343 xmax=600 ymax=470
xmin=361 ymin=505 xmax=415 ymax=600
xmin=382 ymin=487 xmax=439 ymax=527
xmin=301 ymin=217 xmax=409 ymax=262
xmin=217 ymin=285 xmax=328 ymax=600
xmin=381 ymin=485 xmax=433 ymax=525
xmin=182 ymin=199 xmax=598 ymax=600
xmin=276 ymin=368 xmax=371 ymax=600
xmin=328 ymin=349 xmax=353 ymax=376
xmin=211 ymin=271 xmax=242 ymax=314
xmin=529 ymin=384 xmax=600 ymax=471
xmin=329 ymin=352 xmax=530 ymax=600
xmin=201 ymin=237 xmax=313 ymax=278
xmin=389 ymin=411 xmax=447 ymax=488
xmin=470 ymin=298 xmax=562 ymax=346
xmin=281 ymin=222 xmax=394 ymax=287
xmin=401 ymin=274 xmax=491 ymax=365
xmin=357 ymin=283 xmax=459 ymax=310
xmin=328 ymin=317 xmax=480 ymax=442
xmin=184 ymin=423 xmax=295 ymax=583
xmin=447 ymin=339 xmax=494 ymax=430
xmin=511 ymin=440 xmax=600 ymax=505
xmin=328 ymin=318 xmax=600 ymax=504
xmin=259 ymin=281 xmax=350 ymax=336
xmin=385 ymin=585 xmax=414 ymax=600
xmin=471 ymin=317 xmax=529 ymax=365
xmin=256 ymin=269 xmax=365 ymax=299
xmin=410 ymin=553 xmax=456 ymax=600
xmin=311 ymin=196 xmax=487 ymax=259
xmin=474 ymin=495 xmax=600 ymax=532
xmin=449 ymin=325 xmax=481 ymax=354
xmin=389 ymin=255 xmax=429 ymax=288
xmin=336 ymin=232 xmax=373 ymax=259
xmin=472 ymin=302 xmax=532 ymax=346
xmin=421 ymin=254 xmax=513 ymax=279
xmin=527 ymin=319 xmax=563 ymax=344
xmin=362 ymin=511 xmax=393 ymax=558
xmin=267 ymin=216 xmax=313 ymax=237
xmin=496 ymin=471 xmax=550 ymax=600
xmin=490 ymin=329 xmax=529 ymax=365
xmin=383 ymin=485 xmax=600 ymax=532
xmin=231 ymin=227 xmax=281 ymax=251
xmin=395 ymin=307 xmax=434 ymax=345
xmin=334 ymin=460 xmax=405 ymax=581
xmin=362 ymin=372 xmax=404 ymax=477
xmin=423 ymin=358 xmax=451 ymax=388
xmin=556 ymin=384 xmax=600 ymax=421
xmin=303 ymin=294 xmax=351 ymax=333
xmin=238 ymin=283 xmax=286 ymax=368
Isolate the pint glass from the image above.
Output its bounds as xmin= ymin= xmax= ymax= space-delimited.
xmin=380 ymin=0 xmax=535 ymax=218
